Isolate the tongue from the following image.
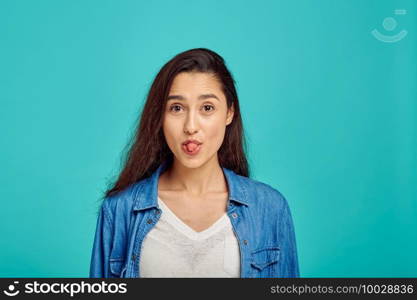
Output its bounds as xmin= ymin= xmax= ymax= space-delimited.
xmin=186 ymin=143 xmax=198 ymax=152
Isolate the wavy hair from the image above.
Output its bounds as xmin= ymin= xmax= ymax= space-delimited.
xmin=105 ymin=48 xmax=249 ymax=197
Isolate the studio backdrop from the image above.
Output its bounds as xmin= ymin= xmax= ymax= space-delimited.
xmin=1 ymin=0 xmax=416 ymax=277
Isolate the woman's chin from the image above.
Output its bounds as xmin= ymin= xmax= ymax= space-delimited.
xmin=181 ymin=159 xmax=204 ymax=169
xmin=175 ymin=155 xmax=206 ymax=169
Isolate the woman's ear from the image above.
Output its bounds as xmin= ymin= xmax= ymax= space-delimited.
xmin=226 ymin=103 xmax=234 ymax=126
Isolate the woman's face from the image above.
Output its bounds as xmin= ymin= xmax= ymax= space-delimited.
xmin=163 ymin=72 xmax=234 ymax=169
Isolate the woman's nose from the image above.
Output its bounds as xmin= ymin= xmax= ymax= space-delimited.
xmin=183 ymin=111 xmax=199 ymax=134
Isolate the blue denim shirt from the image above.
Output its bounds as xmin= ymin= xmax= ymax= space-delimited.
xmin=90 ymin=161 xmax=300 ymax=278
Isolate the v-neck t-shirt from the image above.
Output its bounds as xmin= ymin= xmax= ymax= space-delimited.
xmin=138 ymin=197 xmax=241 ymax=277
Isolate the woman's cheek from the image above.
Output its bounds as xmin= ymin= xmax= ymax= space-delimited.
xmin=208 ymin=123 xmax=226 ymax=150
xmin=163 ymin=123 xmax=179 ymax=153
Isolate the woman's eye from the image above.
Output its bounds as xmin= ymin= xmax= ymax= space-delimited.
xmin=169 ymin=104 xmax=183 ymax=112
xmin=203 ymin=105 xmax=215 ymax=112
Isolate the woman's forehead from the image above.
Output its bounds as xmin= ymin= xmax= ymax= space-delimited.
xmin=168 ymin=72 xmax=225 ymax=101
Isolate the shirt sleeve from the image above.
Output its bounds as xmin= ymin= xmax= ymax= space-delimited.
xmin=277 ymin=197 xmax=300 ymax=277
xmin=89 ymin=199 xmax=114 ymax=278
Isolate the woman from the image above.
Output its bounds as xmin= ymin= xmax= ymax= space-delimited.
xmin=89 ymin=48 xmax=299 ymax=278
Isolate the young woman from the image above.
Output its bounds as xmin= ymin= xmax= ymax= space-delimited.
xmin=89 ymin=48 xmax=300 ymax=278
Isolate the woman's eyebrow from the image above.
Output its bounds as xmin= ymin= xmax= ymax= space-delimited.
xmin=167 ymin=93 xmax=220 ymax=101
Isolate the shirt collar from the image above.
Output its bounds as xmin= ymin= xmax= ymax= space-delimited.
xmin=133 ymin=160 xmax=249 ymax=211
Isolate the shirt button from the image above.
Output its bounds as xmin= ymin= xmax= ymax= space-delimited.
xmin=132 ymin=254 xmax=136 ymax=261
xmin=155 ymin=209 xmax=161 ymax=215
xmin=243 ymin=240 xmax=248 ymax=245
xmin=231 ymin=212 xmax=238 ymax=218
xmin=147 ymin=219 xmax=153 ymax=224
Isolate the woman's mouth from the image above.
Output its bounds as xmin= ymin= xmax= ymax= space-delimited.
xmin=181 ymin=142 xmax=202 ymax=156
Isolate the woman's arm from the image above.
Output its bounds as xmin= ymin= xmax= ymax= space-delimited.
xmin=277 ymin=198 xmax=300 ymax=277
xmin=89 ymin=200 xmax=114 ymax=278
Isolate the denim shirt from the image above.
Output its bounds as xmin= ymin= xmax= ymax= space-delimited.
xmin=89 ymin=161 xmax=300 ymax=278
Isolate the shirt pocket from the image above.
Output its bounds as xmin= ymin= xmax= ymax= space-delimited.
xmin=109 ymin=257 xmax=127 ymax=278
xmin=250 ymin=246 xmax=280 ymax=278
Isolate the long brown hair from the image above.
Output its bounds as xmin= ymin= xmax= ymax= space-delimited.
xmin=105 ymin=48 xmax=249 ymax=198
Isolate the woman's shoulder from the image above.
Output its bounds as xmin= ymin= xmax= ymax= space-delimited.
xmin=231 ymin=172 xmax=289 ymax=210
xmin=100 ymin=177 xmax=150 ymax=216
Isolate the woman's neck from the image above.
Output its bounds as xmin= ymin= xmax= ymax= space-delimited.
xmin=159 ymin=157 xmax=227 ymax=197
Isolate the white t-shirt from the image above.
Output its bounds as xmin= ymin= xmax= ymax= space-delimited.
xmin=139 ymin=197 xmax=240 ymax=277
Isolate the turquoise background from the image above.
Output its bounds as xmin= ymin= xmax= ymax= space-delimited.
xmin=1 ymin=0 xmax=416 ymax=277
